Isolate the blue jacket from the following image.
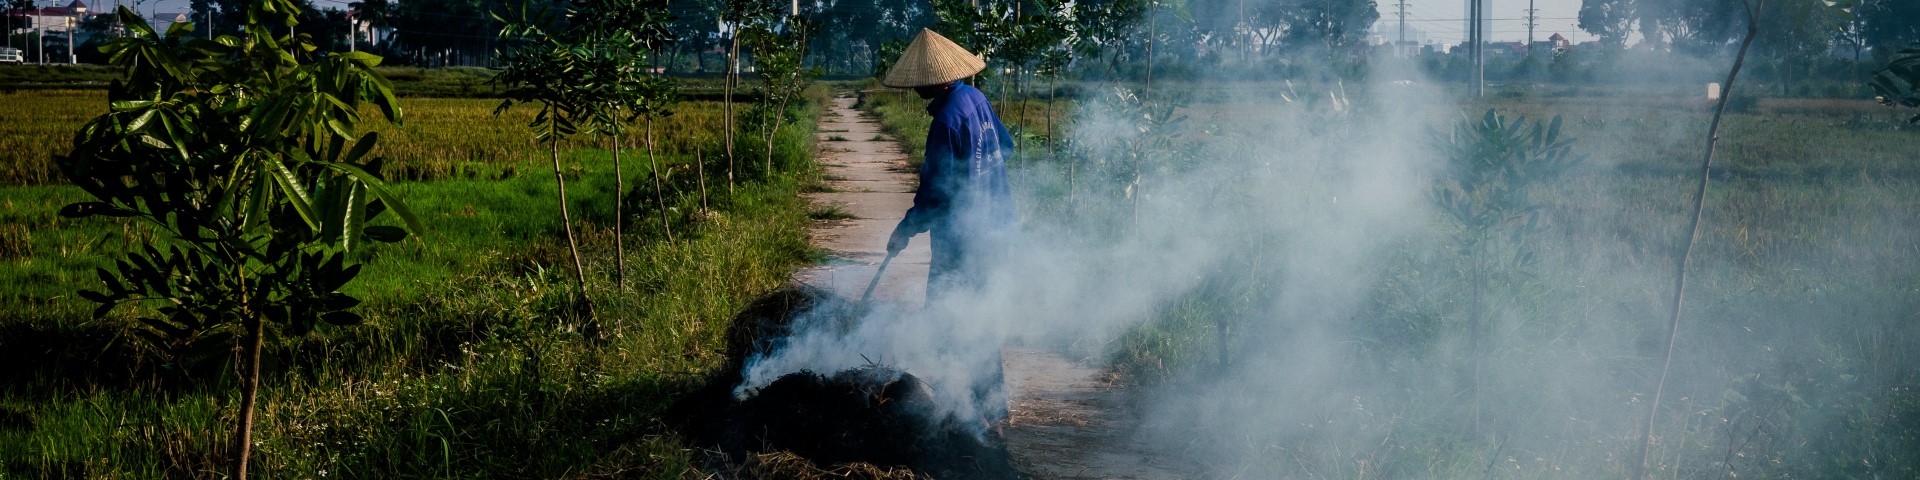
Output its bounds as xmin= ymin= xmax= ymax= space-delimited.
xmin=899 ymin=82 xmax=1017 ymax=280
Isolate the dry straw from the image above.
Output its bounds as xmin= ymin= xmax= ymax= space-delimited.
xmin=742 ymin=451 xmax=929 ymax=479
xmin=881 ymin=29 xmax=985 ymax=88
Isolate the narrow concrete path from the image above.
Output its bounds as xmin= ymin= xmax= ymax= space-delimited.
xmin=798 ymin=91 xmax=1199 ymax=480
xmin=1003 ymin=347 xmax=1201 ymax=479
xmin=794 ymin=94 xmax=930 ymax=306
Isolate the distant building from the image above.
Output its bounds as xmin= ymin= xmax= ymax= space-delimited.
xmin=1488 ymin=41 xmax=1527 ymax=56
xmin=8 ymin=0 xmax=95 ymax=34
xmin=348 ymin=8 xmax=395 ymax=48
xmin=153 ymin=12 xmax=192 ymax=32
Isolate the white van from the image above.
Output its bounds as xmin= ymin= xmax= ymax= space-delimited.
xmin=0 ymin=47 xmax=22 ymax=64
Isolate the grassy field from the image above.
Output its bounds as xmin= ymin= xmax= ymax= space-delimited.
xmin=0 ymin=81 xmax=832 ymax=477
xmin=867 ymin=80 xmax=1920 ymax=478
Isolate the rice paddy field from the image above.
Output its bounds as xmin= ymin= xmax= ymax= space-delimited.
xmin=5 ymin=61 xmax=1920 ymax=478
xmin=0 ymin=74 xmax=831 ymax=477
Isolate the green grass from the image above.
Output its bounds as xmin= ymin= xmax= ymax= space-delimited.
xmin=856 ymin=87 xmax=932 ymax=168
xmin=0 ymin=85 xmax=829 ymax=477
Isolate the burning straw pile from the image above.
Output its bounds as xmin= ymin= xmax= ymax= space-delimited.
xmin=672 ymin=285 xmax=1025 ymax=479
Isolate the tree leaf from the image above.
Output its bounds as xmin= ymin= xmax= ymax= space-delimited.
xmin=320 ymin=162 xmax=423 ymax=236
xmin=264 ymin=156 xmax=322 ymax=231
xmin=363 ymin=225 xmax=408 ymax=243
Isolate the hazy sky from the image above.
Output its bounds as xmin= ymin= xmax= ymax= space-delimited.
xmin=114 ymin=0 xmax=1588 ymax=51
xmin=1376 ymin=0 xmax=1591 ymax=47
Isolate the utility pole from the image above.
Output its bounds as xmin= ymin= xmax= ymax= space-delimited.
xmin=1525 ymin=0 xmax=1539 ymax=46
xmin=1395 ymin=0 xmax=1408 ymax=57
xmin=66 ymin=11 xmax=73 ymax=64
xmin=1239 ymin=0 xmax=1247 ymax=62
xmin=1470 ymin=0 xmax=1484 ymax=97
xmin=37 ymin=0 xmax=46 ymax=64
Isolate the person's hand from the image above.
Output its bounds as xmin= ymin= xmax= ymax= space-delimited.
xmin=887 ymin=224 xmax=912 ymax=254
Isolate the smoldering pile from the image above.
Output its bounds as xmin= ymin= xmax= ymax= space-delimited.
xmin=671 ymin=285 xmax=1026 ymax=479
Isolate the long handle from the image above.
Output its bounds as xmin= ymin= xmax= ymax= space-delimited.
xmin=858 ymin=251 xmax=897 ymax=306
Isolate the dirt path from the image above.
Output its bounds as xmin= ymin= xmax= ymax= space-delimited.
xmin=798 ymin=92 xmax=1199 ymax=480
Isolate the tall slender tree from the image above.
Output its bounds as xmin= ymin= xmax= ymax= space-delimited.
xmin=494 ymin=3 xmax=596 ymax=320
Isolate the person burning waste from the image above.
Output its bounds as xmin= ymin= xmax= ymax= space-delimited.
xmin=880 ymin=28 xmax=1017 ymax=432
xmin=882 ymin=28 xmax=1018 ymax=299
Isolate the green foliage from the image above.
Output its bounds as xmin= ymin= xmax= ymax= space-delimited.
xmin=48 ymin=4 xmax=421 ymax=477
xmin=1081 ymin=85 xmax=1192 ymax=225
xmin=1427 ymin=109 xmax=1581 ymax=434
xmin=742 ymin=11 xmax=821 ymax=177
xmin=491 ymin=0 xmax=679 ymax=140
xmin=56 ymin=4 xmax=419 ymax=365
xmin=2 ymin=86 xmax=826 ymax=478
xmin=1430 ymin=109 xmax=1580 ymax=259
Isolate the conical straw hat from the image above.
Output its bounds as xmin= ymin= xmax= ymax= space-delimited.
xmin=882 ymin=29 xmax=986 ymax=88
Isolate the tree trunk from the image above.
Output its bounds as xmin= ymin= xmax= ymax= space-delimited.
xmin=725 ymin=31 xmax=740 ymax=194
xmin=613 ymin=135 xmax=625 ymax=290
xmin=1469 ymin=254 xmax=1485 ymax=437
xmin=551 ymin=139 xmax=593 ymax=318
xmin=1635 ymin=2 xmax=1762 ymax=477
xmin=764 ymin=86 xmax=793 ymax=178
xmin=232 ymin=314 xmax=264 ymax=480
xmin=696 ymin=146 xmax=709 ymax=213
xmin=648 ymin=119 xmax=673 ymax=242
xmin=1046 ymin=73 xmax=1056 ymax=149
xmin=1130 ymin=169 xmax=1141 ymax=231
xmin=1145 ymin=6 xmax=1156 ymax=101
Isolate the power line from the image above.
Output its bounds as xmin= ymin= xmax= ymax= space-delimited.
xmin=1406 ymin=16 xmax=1575 ymax=22
xmin=1524 ymin=1 xmax=1538 ymax=44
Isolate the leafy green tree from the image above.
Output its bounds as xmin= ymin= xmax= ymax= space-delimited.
xmin=1859 ymin=0 xmax=1920 ymax=56
xmin=494 ymin=2 xmax=597 ymax=319
xmin=816 ymin=0 xmax=932 ymax=75
xmin=570 ymin=0 xmax=676 ymax=282
xmin=716 ymin=0 xmax=780 ymax=193
xmin=1069 ymin=0 xmax=1150 ymax=73
xmin=55 ymin=4 xmax=421 ymax=478
xmin=395 ymin=0 xmax=532 ymax=65
xmin=666 ymin=1 xmax=721 ymax=72
xmin=1272 ymin=0 xmax=1377 ymax=58
xmin=1579 ymin=0 xmax=1636 ymax=48
xmin=742 ymin=12 xmax=819 ymax=179
xmin=1428 ymin=110 xmax=1579 ymax=437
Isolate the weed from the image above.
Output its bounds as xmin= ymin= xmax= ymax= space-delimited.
xmin=808 ymin=205 xmax=858 ymax=221
xmin=0 ymin=224 xmax=26 ymax=260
